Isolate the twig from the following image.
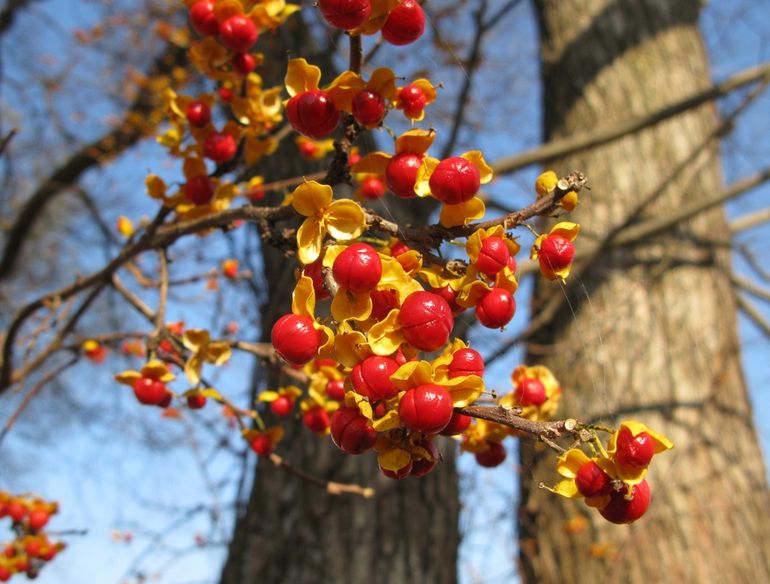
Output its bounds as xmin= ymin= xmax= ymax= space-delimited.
xmin=737 ymin=294 xmax=770 ymax=339
xmin=457 ymin=405 xmax=580 ymax=453
xmin=268 ymin=453 xmax=374 ymax=497
xmin=0 ymin=356 xmax=78 ymax=448
xmin=491 ymin=60 xmax=770 ymax=174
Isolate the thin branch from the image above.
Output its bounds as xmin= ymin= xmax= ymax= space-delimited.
xmin=441 ymin=0 xmax=489 ymax=158
xmin=733 ymin=275 xmax=770 ymax=304
xmin=153 ymin=249 xmax=169 ymax=338
xmin=612 ymin=167 xmax=770 ymax=246
xmin=268 ymin=453 xmax=375 ymax=497
xmin=730 ymin=207 xmax=770 ymax=235
xmin=737 ymin=294 xmax=770 ymax=340
xmin=0 ymin=356 xmax=78 ymax=448
xmin=457 ymin=405 xmax=586 ymax=453
xmin=491 ymin=60 xmax=770 ymax=175
xmin=0 ymin=129 xmax=18 ymax=155
xmin=0 ymin=41 xmax=189 ymax=279
xmin=112 ymin=274 xmax=155 ymax=320
xmin=0 ymin=0 xmax=34 ymax=36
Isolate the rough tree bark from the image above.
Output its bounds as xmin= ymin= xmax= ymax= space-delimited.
xmin=219 ymin=14 xmax=458 ymax=584
xmin=518 ymin=1 xmax=770 ymax=583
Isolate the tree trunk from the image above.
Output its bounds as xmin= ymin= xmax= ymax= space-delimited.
xmin=220 ymin=14 xmax=459 ymax=584
xmin=519 ymin=1 xmax=770 ymax=583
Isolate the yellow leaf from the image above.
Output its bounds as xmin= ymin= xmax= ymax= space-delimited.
xmin=285 ymin=58 xmax=321 ymax=97
xmin=372 ymin=409 xmax=401 ymax=432
xmin=325 ymin=200 xmax=366 ymax=241
xmin=291 ymin=274 xmax=317 ymax=319
xmin=413 ymin=156 xmax=439 ymax=198
xmin=440 ymin=197 xmax=486 ymax=227
xmin=395 ymin=128 xmax=435 ymax=155
xmin=378 ymin=448 xmax=411 ymax=472
xmin=291 ymin=181 xmax=332 ymax=217
xmin=114 ymin=370 xmax=141 ymax=387
xmin=296 ymin=219 xmax=322 ymax=265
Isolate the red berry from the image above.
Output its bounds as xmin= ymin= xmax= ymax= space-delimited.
xmin=599 ymin=480 xmax=651 ymax=524
xmin=398 ymin=84 xmax=427 ymax=118
xmin=332 ymin=243 xmax=382 ymax=293
xmin=0 ymin=566 xmax=9 ymax=582
xmin=270 ymin=395 xmax=294 ymax=417
xmin=303 ymin=259 xmax=329 ymax=300
xmin=476 ymin=236 xmax=511 ymax=276
xmin=318 ymin=0 xmax=372 ymax=30
xmin=303 ymin=406 xmax=330 ymax=433
xmin=433 ymin=284 xmax=463 ymax=315
xmin=398 ymin=384 xmax=454 ymax=434
xmin=25 ymin=539 xmax=41 ymax=558
xmin=351 ymin=355 xmax=400 ymax=400
xmin=429 ymin=156 xmax=481 ymax=204
xmin=380 ymin=459 xmax=412 ymax=479
xmin=359 ymin=175 xmax=386 ymax=199
xmin=385 ymin=152 xmax=423 ymax=198
xmin=219 ymin=15 xmax=259 ymax=52
xmin=158 ymin=392 xmax=173 ymax=408
xmin=615 ymin=428 xmax=655 ymax=468
xmin=352 ymin=89 xmax=387 ymax=127
xmin=248 ymin=188 xmax=265 ymax=203
xmin=183 ymin=176 xmax=215 ymax=205
xmin=286 ymin=90 xmax=340 ymax=138
xmin=271 ymin=314 xmax=321 ymax=365
xmin=189 ymin=1 xmax=219 ymax=36
xmin=299 ymin=140 xmax=318 ymax=158
xmin=133 ymin=377 xmax=168 ymax=406
xmin=203 ymin=132 xmax=237 ymax=163
xmin=390 ymin=241 xmax=410 ymax=257
xmin=250 ymin=434 xmax=273 ymax=457
xmin=187 ymin=393 xmax=207 ymax=409
xmin=7 ymin=500 xmax=27 ymax=522
xmin=439 ymin=411 xmax=471 ymax=436
xmin=325 ymin=379 xmax=346 ymax=401
xmin=330 ymin=408 xmax=377 ymax=454
xmin=231 ymin=52 xmax=257 ymax=75
xmin=186 ymin=100 xmax=211 ymax=127
xmin=476 ymin=287 xmax=516 ymax=329
xmin=538 ymin=234 xmax=575 ymax=275
xmin=381 ymin=0 xmax=425 ymax=46
xmin=399 ymin=290 xmax=454 ymax=352
xmin=448 ymin=348 xmax=484 ymax=378
xmin=410 ymin=439 xmax=440 ymax=477
xmin=515 ymin=377 xmax=547 ymax=407
xmin=2 ymin=544 xmax=13 ymax=558
xmin=575 ymin=461 xmax=613 ymax=497
xmin=27 ymin=509 xmax=50 ymax=531
xmin=370 ymin=288 xmax=399 ymax=320
xmin=218 ymin=86 xmax=233 ymax=102
xmin=475 ymin=440 xmax=506 ymax=467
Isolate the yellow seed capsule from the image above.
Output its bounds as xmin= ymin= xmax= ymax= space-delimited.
xmin=535 ymin=170 xmax=559 ymax=197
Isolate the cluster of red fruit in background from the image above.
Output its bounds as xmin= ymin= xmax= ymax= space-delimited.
xmin=0 ymin=493 xmax=63 ymax=581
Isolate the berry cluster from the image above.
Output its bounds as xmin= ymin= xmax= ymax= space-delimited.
xmin=548 ymin=421 xmax=673 ymax=524
xmin=0 ymin=493 xmax=63 ymax=581
xmin=105 ymin=0 xmax=672 ymax=528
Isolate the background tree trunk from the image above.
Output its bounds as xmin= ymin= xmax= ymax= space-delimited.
xmin=519 ymin=1 xmax=770 ymax=583
xmin=219 ymin=15 xmax=459 ymax=584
